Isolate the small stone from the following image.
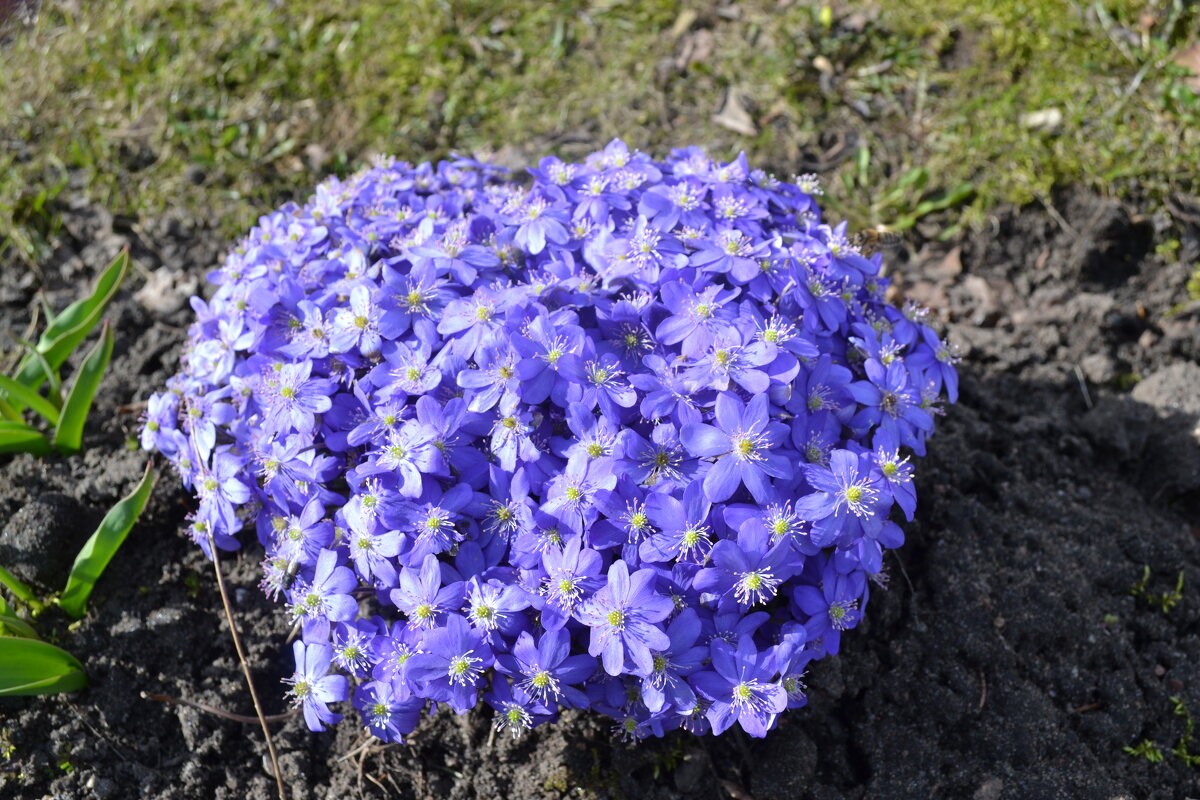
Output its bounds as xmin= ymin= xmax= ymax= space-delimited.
xmin=1080 ymin=353 xmax=1116 ymax=385
xmin=135 ymin=266 xmax=199 ymax=316
xmin=974 ymin=776 xmax=1004 ymax=800
xmin=1132 ymin=362 xmax=1200 ymax=417
xmin=147 ymin=607 xmax=183 ymax=628
xmin=961 ymin=275 xmax=1002 ymax=326
xmin=86 ymin=775 xmax=117 ymax=800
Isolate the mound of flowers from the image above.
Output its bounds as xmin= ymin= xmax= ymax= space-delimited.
xmin=143 ymin=140 xmax=958 ymax=741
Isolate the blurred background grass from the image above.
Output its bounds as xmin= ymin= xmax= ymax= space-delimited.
xmin=1 ymin=0 xmax=1197 ymax=267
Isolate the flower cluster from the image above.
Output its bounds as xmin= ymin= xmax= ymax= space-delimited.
xmin=144 ymin=140 xmax=957 ymax=742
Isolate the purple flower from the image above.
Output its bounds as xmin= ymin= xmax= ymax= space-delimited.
xmin=577 ymin=559 xmax=673 ymax=676
xmin=791 ymin=566 xmax=867 ymax=656
xmin=572 ymin=353 xmax=637 ymax=419
xmin=363 ymin=421 xmax=439 ymax=497
xmin=353 ymin=680 xmax=422 ymax=743
xmin=346 ymin=506 xmax=401 ymax=586
xmin=680 ymin=393 xmax=792 ymax=503
xmin=262 ymin=360 xmax=332 ymax=436
xmin=871 ymin=428 xmax=916 ymax=520
xmin=195 ymin=448 xmax=251 ymax=534
xmin=691 ymin=636 xmax=786 ymax=737
xmin=288 ymin=548 xmax=359 ymax=640
xmin=514 ymin=195 xmax=570 ymax=254
xmin=848 ymin=359 xmax=933 ymax=450
xmin=286 ymin=641 xmax=349 ymax=732
xmin=151 ymin=141 xmax=957 ymax=744
xmin=140 ymin=392 xmax=180 ymax=453
xmin=641 ymin=479 xmax=713 ymax=565
xmin=693 ymin=519 xmax=792 ymax=610
xmin=537 ymin=534 xmax=603 ymax=630
xmin=330 ymin=284 xmax=386 ymax=356
xmin=406 ymin=614 xmax=495 ymax=713
xmin=497 ymin=628 xmax=595 ymax=708
xmin=641 ymin=608 xmax=707 ymax=713
xmin=267 ymin=495 xmax=334 ymax=567
xmin=796 ymin=449 xmax=883 ymax=548
xmin=389 ymin=554 xmax=466 ymax=630
xmin=655 ymin=281 xmax=738 ymax=357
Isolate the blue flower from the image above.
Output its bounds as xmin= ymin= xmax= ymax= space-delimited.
xmin=691 ymin=636 xmax=786 ymax=737
xmin=680 ymin=393 xmax=792 ymax=503
xmin=497 ymin=628 xmax=595 ymax=709
xmin=406 ymin=614 xmax=494 ymax=713
xmin=286 ymin=641 xmax=348 ymax=732
xmin=353 ymin=680 xmax=422 ymax=743
xmin=577 ymin=559 xmax=674 ymax=676
xmin=149 ymin=141 xmax=957 ymax=743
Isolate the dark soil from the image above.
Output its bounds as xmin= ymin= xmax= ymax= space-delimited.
xmin=2 ymin=185 xmax=1199 ymax=800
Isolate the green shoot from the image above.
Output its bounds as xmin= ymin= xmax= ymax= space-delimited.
xmin=1124 ymin=739 xmax=1164 ymax=763
xmin=0 ymin=564 xmax=43 ymax=614
xmin=50 ymin=321 xmax=114 ymax=456
xmin=0 ymin=374 xmax=60 ymax=427
xmin=58 ymin=462 xmax=156 ymax=619
xmin=8 ymin=251 xmax=128 ymax=397
xmin=1130 ymin=566 xmax=1186 ymax=613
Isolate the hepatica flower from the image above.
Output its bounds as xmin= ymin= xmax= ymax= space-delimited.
xmin=147 ymin=141 xmax=956 ymax=741
xmin=577 ymin=559 xmax=674 ymax=676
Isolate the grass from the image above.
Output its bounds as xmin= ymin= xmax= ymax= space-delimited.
xmin=0 ymin=0 xmax=1197 ymax=265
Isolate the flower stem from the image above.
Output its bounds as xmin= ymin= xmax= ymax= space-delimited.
xmin=210 ymin=535 xmax=287 ymax=800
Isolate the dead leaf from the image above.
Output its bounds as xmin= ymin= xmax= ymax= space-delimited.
xmin=1173 ymin=42 xmax=1200 ymax=93
xmin=676 ymin=28 xmax=714 ymax=70
xmin=929 ymin=246 xmax=963 ymax=281
xmin=713 ymin=89 xmax=757 ymax=137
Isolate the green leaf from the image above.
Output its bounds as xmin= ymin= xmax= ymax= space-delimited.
xmin=51 ymin=321 xmax=114 ymax=455
xmin=58 ymin=462 xmax=156 ymax=619
xmin=0 ymin=375 xmax=59 ymax=426
xmin=0 ymin=636 xmax=87 ymax=696
xmin=16 ymin=338 xmax=62 ymax=406
xmin=0 ymin=565 xmax=40 ymax=611
xmin=0 ymin=421 xmax=51 ymax=456
xmin=9 ymin=251 xmax=128 ymax=394
xmin=0 ymin=397 xmax=19 ymax=423
xmin=0 ymin=613 xmax=39 ymax=639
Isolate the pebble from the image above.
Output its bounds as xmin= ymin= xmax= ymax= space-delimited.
xmin=974 ymin=776 xmax=1004 ymax=800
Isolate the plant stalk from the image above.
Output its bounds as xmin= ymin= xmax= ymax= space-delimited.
xmin=209 ymin=536 xmax=287 ymax=800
